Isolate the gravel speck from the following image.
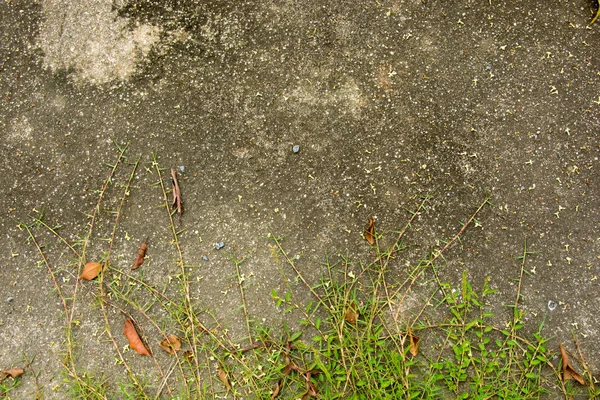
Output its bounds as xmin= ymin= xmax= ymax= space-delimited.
xmin=203 ymin=255 xmax=209 ymax=261
xmin=215 ymin=242 xmax=225 ymax=250
xmin=292 ymin=144 xmax=300 ymax=153
xmin=6 ymin=296 xmax=14 ymax=303
xmin=547 ymin=300 xmax=557 ymax=311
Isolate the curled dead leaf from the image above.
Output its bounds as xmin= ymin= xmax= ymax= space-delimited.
xmin=303 ymin=376 xmax=319 ymax=399
xmin=123 ymin=319 xmax=151 ymax=356
xmin=79 ymin=262 xmax=103 ymax=280
xmin=559 ymin=343 xmax=585 ymax=385
xmin=217 ymin=367 xmax=231 ymax=391
xmin=159 ymin=335 xmax=181 ymax=355
xmin=132 ymin=241 xmax=147 ymax=270
xmin=1 ymin=368 xmax=24 ymax=380
xmin=344 ymin=301 xmax=359 ymax=326
xmin=271 ymin=380 xmax=282 ymax=399
xmin=171 ymin=168 xmax=182 ymax=215
xmin=407 ymin=326 xmax=420 ymax=357
xmin=365 ymin=218 xmax=375 ymax=245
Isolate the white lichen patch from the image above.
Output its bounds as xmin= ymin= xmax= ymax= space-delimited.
xmin=9 ymin=116 xmax=33 ymax=144
xmin=283 ymin=77 xmax=366 ymax=118
xmin=38 ymin=0 xmax=161 ymax=85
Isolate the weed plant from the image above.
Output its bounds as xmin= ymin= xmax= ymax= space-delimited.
xmin=16 ymin=143 xmax=596 ymax=399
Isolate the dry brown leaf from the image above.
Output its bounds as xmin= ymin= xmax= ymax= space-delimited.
xmin=132 ymin=241 xmax=147 ymax=270
xmin=344 ymin=301 xmax=359 ymax=326
xmin=303 ymin=378 xmax=319 ymax=399
xmin=217 ymin=367 xmax=231 ymax=391
xmin=282 ymin=355 xmax=293 ymax=376
xmin=559 ymin=343 xmax=585 ymax=385
xmin=407 ymin=326 xmax=420 ymax=357
xmin=365 ymin=218 xmax=375 ymax=245
xmin=271 ymin=380 xmax=282 ymax=399
xmin=171 ymin=168 xmax=182 ymax=215
xmin=79 ymin=262 xmax=103 ymax=280
xmin=1 ymin=368 xmax=24 ymax=380
xmin=159 ymin=335 xmax=181 ymax=355
xmin=123 ymin=319 xmax=151 ymax=356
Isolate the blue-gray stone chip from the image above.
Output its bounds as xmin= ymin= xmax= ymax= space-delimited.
xmin=292 ymin=145 xmax=300 ymax=153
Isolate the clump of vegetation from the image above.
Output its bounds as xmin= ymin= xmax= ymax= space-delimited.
xmin=15 ymin=143 xmax=597 ymax=399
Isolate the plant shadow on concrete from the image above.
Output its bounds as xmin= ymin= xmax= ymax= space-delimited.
xmin=17 ymin=144 xmax=597 ymax=399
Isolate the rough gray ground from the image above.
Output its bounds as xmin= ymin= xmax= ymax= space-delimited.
xmin=1 ymin=0 xmax=599 ymax=398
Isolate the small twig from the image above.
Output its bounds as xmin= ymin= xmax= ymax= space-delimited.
xmin=66 ymin=142 xmax=129 ymax=362
xmin=155 ymin=360 xmax=178 ymax=400
xmin=231 ymin=255 xmax=253 ymax=346
xmin=270 ymin=233 xmax=328 ymax=310
xmin=29 ymin=216 xmax=79 ymax=257
xmin=96 ymin=155 xmax=157 ymax=395
xmin=155 ymin=155 xmax=200 ymax=395
xmin=391 ymin=196 xmax=490 ymax=325
xmin=20 ymin=142 xmax=129 ymax=396
xmin=514 ymin=237 xmax=528 ymax=318
xmin=22 ymin=353 xmax=42 ymax=399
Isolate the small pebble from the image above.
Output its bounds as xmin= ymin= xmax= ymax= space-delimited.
xmin=6 ymin=296 xmax=14 ymax=303
xmin=292 ymin=144 xmax=300 ymax=153
xmin=179 ymin=165 xmax=185 ymax=173
xmin=202 ymin=255 xmax=209 ymax=261
xmin=215 ymin=242 xmax=225 ymax=250
xmin=547 ymin=300 xmax=557 ymax=311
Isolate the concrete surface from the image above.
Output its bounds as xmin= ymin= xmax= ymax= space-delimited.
xmin=1 ymin=0 xmax=599 ymax=398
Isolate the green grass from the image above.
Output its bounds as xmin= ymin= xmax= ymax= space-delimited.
xmin=15 ymin=142 xmax=598 ymax=399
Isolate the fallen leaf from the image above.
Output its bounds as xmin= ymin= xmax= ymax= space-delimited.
xmin=79 ymin=262 xmax=103 ymax=280
xmin=303 ymin=376 xmax=319 ymax=399
xmin=217 ymin=367 xmax=231 ymax=391
xmin=271 ymin=380 xmax=282 ymax=399
xmin=365 ymin=218 xmax=375 ymax=245
xmin=282 ymin=355 xmax=293 ymax=376
xmin=132 ymin=241 xmax=147 ymax=270
xmin=407 ymin=326 xmax=420 ymax=357
xmin=123 ymin=319 xmax=151 ymax=356
xmin=559 ymin=343 xmax=585 ymax=385
xmin=1 ymin=368 xmax=24 ymax=380
xmin=344 ymin=301 xmax=359 ymax=325
xmin=171 ymin=168 xmax=182 ymax=215
xmin=159 ymin=335 xmax=181 ymax=355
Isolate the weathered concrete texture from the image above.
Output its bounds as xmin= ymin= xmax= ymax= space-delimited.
xmin=39 ymin=0 xmax=160 ymax=84
xmin=1 ymin=0 xmax=599 ymax=397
